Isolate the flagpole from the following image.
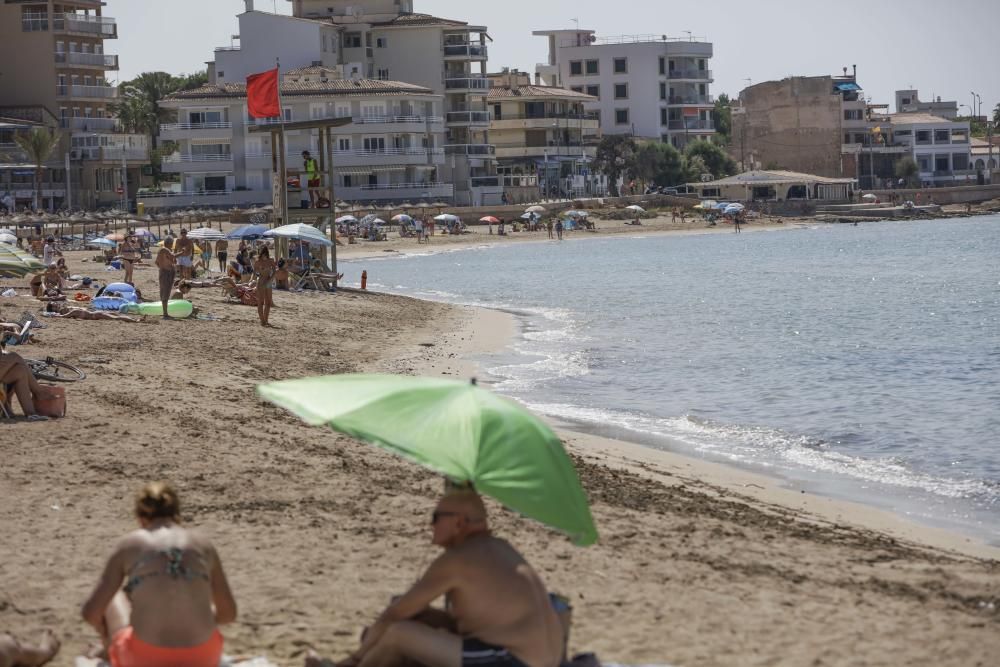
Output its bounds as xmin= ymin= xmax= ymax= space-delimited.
xmin=276 ymin=58 xmax=289 ymax=228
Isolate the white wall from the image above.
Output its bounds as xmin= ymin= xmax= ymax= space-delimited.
xmin=372 ymin=27 xmax=445 ymax=94
xmin=215 ymin=13 xmax=336 ymax=84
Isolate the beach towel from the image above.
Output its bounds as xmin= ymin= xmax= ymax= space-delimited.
xmin=74 ymin=657 xmax=279 ymax=667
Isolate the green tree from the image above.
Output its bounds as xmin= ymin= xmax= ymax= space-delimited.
xmin=684 ymin=139 xmax=738 ymax=180
xmin=683 ymin=155 xmax=708 ymax=184
xmin=994 ymin=102 xmax=1000 ymax=126
xmin=14 ymin=128 xmax=61 ymax=211
xmin=895 ymin=157 xmax=919 ymax=187
xmin=593 ymin=135 xmax=637 ymax=196
xmin=635 ymin=142 xmax=686 ymax=187
xmin=713 ymin=93 xmax=733 ymax=146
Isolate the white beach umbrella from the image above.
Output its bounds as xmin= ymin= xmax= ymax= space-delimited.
xmin=434 ymin=214 xmax=459 ymax=223
xmin=625 ymin=205 xmax=645 ymax=212
xmin=0 ymin=232 xmax=17 ymax=245
xmin=335 ymin=215 xmax=358 ymax=224
xmin=186 ymin=226 xmax=226 ymax=240
xmin=525 ymin=205 xmax=546 ymax=214
xmin=264 ymin=223 xmax=333 ymax=247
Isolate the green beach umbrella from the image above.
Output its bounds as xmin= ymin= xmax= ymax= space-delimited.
xmin=258 ymin=374 xmax=599 ymax=546
xmin=0 ymin=245 xmax=44 ymax=278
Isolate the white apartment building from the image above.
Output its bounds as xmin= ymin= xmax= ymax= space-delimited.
xmin=888 ymin=113 xmax=973 ymax=187
xmin=534 ymin=30 xmax=715 ymax=148
xmin=200 ymin=0 xmax=500 ymax=206
xmin=895 ymin=90 xmax=958 ymax=119
xmin=141 ymin=69 xmax=448 ymax=209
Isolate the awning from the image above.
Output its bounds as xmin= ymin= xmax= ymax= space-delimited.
xmin=835 ymin=82 xmax=862 ymax=92
xmin=334 ymin=166 xmax=406 ymax=175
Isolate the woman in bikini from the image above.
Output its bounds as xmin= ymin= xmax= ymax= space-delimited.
xmin=120 ymin=236 xmax=141 ymax=284
xmin=81 ymin=482 xmax=237 ymax=667
xmin=252 ymin=246 xmax=276 ymax=327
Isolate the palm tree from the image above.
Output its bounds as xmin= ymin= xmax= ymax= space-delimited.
xmin=117 ymin=71 xmax=181 ymax=150
xmin=14 ymin=128 xmax=61 ymax=211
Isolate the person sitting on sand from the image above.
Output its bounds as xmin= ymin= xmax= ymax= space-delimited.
xmin=274 ymin=260 xmax=290 ymax=290
xmin=55 ymin=257 xmax=71 ymax=280
xmin=81 ymin=482 xmax=238 ymax=667
xmin=0 ymin=351 xmax=60 ymax=421
xmin=44 ymin=303 xmax=142 ymax=323
xmin=306 ymin=489 xmax=564 ymax=667
xmin=0 ymin=630 xmax=60 ymax=667
xmin=41 ymin=264 xmax=63 ymax=292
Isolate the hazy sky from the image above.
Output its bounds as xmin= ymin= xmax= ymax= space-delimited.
xmin=111 ymin=0 xmax=999 ymax=115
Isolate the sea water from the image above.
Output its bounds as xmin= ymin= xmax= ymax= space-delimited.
xmin=341 ymin=216 xmax=1000 ymax=542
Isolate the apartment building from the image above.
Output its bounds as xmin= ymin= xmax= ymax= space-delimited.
xmin=203 ymin=0 xmax=500 ymax=206
xmin=534 ymin=30 xmax=716 ymax=148
xmin=0 ymin=0 xmax=148 ymax=209
xmin=888 ymin=113 xmax=973 ymax=187
xmin=486 ymin=70 xmax=604 ymax=200
xmin=145 ymin=68 xmax=448 ymax=209
xmin=895 ymin=90 xmax=958 ymax=119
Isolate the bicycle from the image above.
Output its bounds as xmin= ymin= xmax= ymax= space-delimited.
xmin=25 ymin=357 xmax=87 ymax=383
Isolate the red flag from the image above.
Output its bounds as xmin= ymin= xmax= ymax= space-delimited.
xmin=246 ymin=68 xmax=281 ymax=119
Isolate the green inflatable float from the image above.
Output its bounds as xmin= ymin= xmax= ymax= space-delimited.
xmin=119 ymin=300 xmax=194 ymax=318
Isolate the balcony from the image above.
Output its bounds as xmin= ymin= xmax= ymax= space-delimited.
xmin=667 ymin=69 xmax=713 ymax=81
xmin=61 ymin=117 xmax=118 ymax=131
xmin=136 ymin=190 xmax=271 ymax=209
xmin=336 ymin=182 xmax=454 ymax=202
xmin=444 ymin=76 xmax=490 ymax=93
xmin=54 ymin=13 xmax=118 ymax=38
xmin=99 ymin=147 xmax=148 ymax=162
xmin=57 ymin=84 xmax=118 ymax=100
xmin=159 ymin=122 xmax=233 ymax=141
xmin=353 ymin=115 xmax=443 ymax=126
xmin=444 ymin=144 xmax=496 ymax=156
xmin=332 ymin=147 xmax=444 ymax=167
xmin=667 ymin=95 xmax=714 ymax=106
xmin=446 ymin=111 xmax=491 ymax=127
xmin=492 ymin=113 xmax=601 ymax=132
xmin=443 ymin=43 xmax=489 ymax=60
xmin=494 ymin=144 xmax=596 ymax=159
xmin=666 ymin=119 xmax=715 ymax=131
xmin=55 ymin=51 xmax=119 ymax=70
xmin=161 ymin=154 xmax=234 ymax=173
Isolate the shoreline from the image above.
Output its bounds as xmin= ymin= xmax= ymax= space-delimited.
xmin=414 ymin=300 xmax=1000 ymax=561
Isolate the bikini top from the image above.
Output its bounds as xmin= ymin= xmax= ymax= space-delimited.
xmin=123 ymin=547 xmax=210 ymax=595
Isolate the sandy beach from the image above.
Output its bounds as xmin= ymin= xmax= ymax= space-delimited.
xmin=1 ymin=230 xmax=999 ymax=667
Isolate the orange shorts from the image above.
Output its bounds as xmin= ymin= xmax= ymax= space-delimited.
xmin=109 ymin=627 xmax=223 ymax=667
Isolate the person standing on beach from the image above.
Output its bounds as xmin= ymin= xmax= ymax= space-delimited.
xmin=734 ymin=211 xmax=742 ymax=234
xmin=306 ymin=490 xmax=563 ymax=667
xmin=252 ymin=247 xmax=276 ymax=327
xmin=173 ymin=229 xmax=195 ymax=280
xmin=303 ymin=151 xmax=320 ymax=209
xmin=120 ymin=235 xmax=140 ymax=284
xmin=155 ymin=243 xmax=176 ymax=319
xmin=546 ymin=218 xmax=554 ymax=239
xmin=555 ymin=219 xmax=564 ymax=240
xmin=215 ymin=238 xmax=229 ymax=273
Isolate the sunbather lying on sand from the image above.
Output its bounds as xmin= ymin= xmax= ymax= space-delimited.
xmin=0 ymin=351 xmax=60 ymax=421
xmin=0 ymin=630 xmax=60 ymax=667
xmin=307 ymin=489 xmax=564 ymax=667
xmin=44 ymin=303 xmax=142 ymax=323
xmin=81 ymin=482 xmax=238 ymax=667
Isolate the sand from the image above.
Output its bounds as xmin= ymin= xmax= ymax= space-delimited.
xmin=0 ymin=239 xmax=998 ymax=667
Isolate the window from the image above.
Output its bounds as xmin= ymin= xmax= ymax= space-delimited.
xmin=844 ymin=109 xmax=864 ymax=121
xmin=659 ymin=57 xmax=665 ymax=76
xmin=613 ymin=57 xmax=627 ymax=74
xmin=586 ymin=85 xmax=600 ymax=99
xmin=22 ymin=6 xmax=48 ymax=32
xmin=570 ymin=86 xmax=584 ymax=93
xmin=322 ymin=35 xmax=328 ymax=52
xmin=844 ymin=133 xmax=851 ymax=144
xmin=916 ymin=130 xmax=931 ymax=143
xmin=659 ymin=83 xmax=667 ymax=101
xmin=614 ymin=83 xmax=628 ymax=99
xmin=661 ymin=108 xmax=668 ymax=126
xmin=189 ymin=111 xmax=223 ymax=124
xmin=336 ymin=104 xmax=351 ymax=118
xmin=615 ymin=108 xmax=629 ymax=125
xmin=376 ymin=36 xmax=388 ymax=48
xmin=585 ymin=60 xmax=599 ymax=75
xmin=363 ymin=137 xmax=386 ymax=152
xmin=377 ymin=68 xmax=390 ymax=81
xmin=310 ymin=104 xmax=325 ymax=120
xmin=338 ymin=138 xmax=351 ymax=151
xmin=344 ymin=32 xmax=362 ymax=48
xmin=569 ymin=61 xmax=582 ymax=76
xmin=934 ymin=129 xmax=950 ymax=143
xmin=343 ymin=174 xmax=354 ymax=187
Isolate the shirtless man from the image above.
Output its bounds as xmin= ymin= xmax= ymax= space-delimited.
xmin=0 ymin=631 xmax=60 ymax=667
xmin=155 ymin=244 xmax=177 ymax=319
xmin=215 ymin=238 xmax=229 ymax=273
xmin=173 ymin=229 xmax=195 ymax=280
xmin=307 ymin=490 xmax=563 ymax=667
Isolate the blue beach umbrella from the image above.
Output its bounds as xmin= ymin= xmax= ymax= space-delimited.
xmin=228 ymin=224 xmax=269 ymax=240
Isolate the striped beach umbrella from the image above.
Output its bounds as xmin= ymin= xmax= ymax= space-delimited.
xmin=0 ymin=244 xmax=45 ymax=277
